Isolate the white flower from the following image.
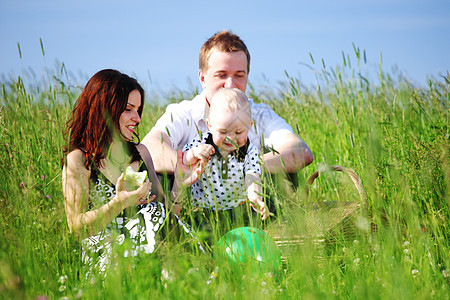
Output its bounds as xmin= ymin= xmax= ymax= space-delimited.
xmin=161 ymin=269 xmax=169 ymax=281
xmin=58 ymin=285 xmax=66 ymax=292
xmin=58 ymin=275 xmax=68 ymax=285
xmin=161 ymin=268 xmax=175 ymax=283
xmin=187 ymin=268 xmax=199 ymax=274
xmin=374 ymin=244 xmax=380 ymax=252
xmin=74 ymin=288 xmax=83 ymax=299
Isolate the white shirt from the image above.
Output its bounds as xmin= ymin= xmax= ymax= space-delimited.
xmin=183 ymin=132 xmax=261 ymax=210
xmin=151 ymin=91 xmax=294 ymax=151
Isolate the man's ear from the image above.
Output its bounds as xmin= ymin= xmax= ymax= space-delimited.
xmin=199 ymin=69 xmax=207 ymax=89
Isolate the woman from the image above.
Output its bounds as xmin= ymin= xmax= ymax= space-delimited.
xmin=62 ymin=69 xmax=200 ymax=275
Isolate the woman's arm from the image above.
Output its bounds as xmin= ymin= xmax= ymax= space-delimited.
xmin=63 ymin=149 xmax=151 ymax=239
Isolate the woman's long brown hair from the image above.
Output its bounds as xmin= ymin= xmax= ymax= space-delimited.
xmin=64 ymin=69 xmax=145 ymax=168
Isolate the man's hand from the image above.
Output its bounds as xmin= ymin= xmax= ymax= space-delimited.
xmin=171 ymin=150 xmax=204 ymax=214
xmin=175 ymin=150 xmax=204 ymax=187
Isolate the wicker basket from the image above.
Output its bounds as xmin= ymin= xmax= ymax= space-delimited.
xmin=266 ymin=165 xmax=369 ymax=255
xmin=305 ymin=165 xmax=369 ymax=243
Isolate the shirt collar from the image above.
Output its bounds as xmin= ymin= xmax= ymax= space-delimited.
xmin=191 ymin=90 xmax=209 ymax=128
xmin=205 ymin=132 xmax=249 ymax=162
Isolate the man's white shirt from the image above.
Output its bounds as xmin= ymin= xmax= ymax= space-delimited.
xmin=150 ymin=91 xmax=294 ymax=151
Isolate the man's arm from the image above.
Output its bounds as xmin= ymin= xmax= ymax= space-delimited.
xmin=263 ymin=132 xmax=313 ymax=173
xmin=141 ymin=130 xmax=177 ymax=174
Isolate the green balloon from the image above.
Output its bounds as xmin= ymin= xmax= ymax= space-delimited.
xmin=214 ymin=227 xmax=282 ymax=277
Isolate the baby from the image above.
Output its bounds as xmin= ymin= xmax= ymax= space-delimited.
xmin=182 ymin=88 xmax=268 ymax=221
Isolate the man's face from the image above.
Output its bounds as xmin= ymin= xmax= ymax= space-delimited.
xmin=199 ymin=50 xmax=248 ymax=103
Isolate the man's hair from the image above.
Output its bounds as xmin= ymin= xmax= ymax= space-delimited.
xmin=199 ymin=30 xmax=250 ymax=74
xmin=210 ymin=88 xmax=251 ymax=119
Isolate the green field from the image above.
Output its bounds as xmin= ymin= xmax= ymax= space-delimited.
xmin=0 ymin=51 xmax=449 ymax=299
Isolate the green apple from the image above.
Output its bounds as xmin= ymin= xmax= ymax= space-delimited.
xmin=123 ymin=166 xmax=148 ymax=190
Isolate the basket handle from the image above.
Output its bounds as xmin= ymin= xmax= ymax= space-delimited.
xmin=306 ymin=165 xmax=367 ymax=205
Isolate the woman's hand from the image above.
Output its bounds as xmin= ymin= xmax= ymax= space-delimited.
xmin=115 ymin=173 xmax=155 ymax=208
xmin=64 ymin=149 xmax=158 ymax=239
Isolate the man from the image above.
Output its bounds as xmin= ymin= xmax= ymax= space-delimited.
xmin=142 ymin=30 xmax=313 ymax=180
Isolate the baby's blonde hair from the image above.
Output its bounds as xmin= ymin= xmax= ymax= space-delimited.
xmin=209 ymin=88 xmax=251 ymax=119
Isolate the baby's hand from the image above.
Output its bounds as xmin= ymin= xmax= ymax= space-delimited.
xmin=250 ymin=200 xmax=269 ymax=221
xmin=192 ymin=144 xmax=215 ymax=163
xmin=185 ymin=144 xmax=215 ymax=165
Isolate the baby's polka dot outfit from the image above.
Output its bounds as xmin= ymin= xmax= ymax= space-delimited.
xmin=183 ymin=132 xmax=261 ymax=210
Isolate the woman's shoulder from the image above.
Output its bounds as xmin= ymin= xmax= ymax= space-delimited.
xmin=67 ymin=148 xmax=86 ymax=160
xmin=65 ymin=149 xmax=90 ymax=174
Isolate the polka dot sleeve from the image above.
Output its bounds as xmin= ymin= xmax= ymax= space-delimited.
xmin=182 ymin=136 xmax=203 ymax=152
xmin=244 ymin=143 xmax=261 ymax=175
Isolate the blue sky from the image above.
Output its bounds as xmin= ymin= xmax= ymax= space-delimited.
xmin=1 ymin=0 xmax=449 ymax=97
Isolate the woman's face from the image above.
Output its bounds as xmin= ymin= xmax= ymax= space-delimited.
xmin=119 ymin=89 xmax=142 ymax=141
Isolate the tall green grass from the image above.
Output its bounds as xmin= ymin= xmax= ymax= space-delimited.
xmin=0 ymin=49 xmax=449 ymax=299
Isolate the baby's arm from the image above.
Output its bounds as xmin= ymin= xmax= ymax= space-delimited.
xmin=245 ymin=173 xmax=269 ymax=221
xmin=183 ymin=144 xmax=215 ymax=166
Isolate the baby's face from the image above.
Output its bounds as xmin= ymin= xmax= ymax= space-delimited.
xmin=208 ymin=108 xmax=252 ymax=155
